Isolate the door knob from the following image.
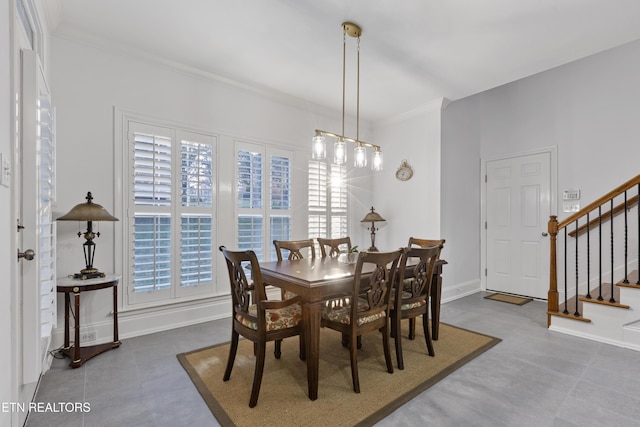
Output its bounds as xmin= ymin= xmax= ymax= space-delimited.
xmin=541 ymin=232 xmax=548 ymax=237
xmin=18 ymin=248 xmax=35 ymax=261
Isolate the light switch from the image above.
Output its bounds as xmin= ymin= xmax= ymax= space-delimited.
xmin=0 ymin=153 xmax=9 ymax=188
xmin=563 ymin=202 xmax=580 ymax=213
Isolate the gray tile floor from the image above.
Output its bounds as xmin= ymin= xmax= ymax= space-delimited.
xmin=25 ymin=292 xmax=640 ymax=427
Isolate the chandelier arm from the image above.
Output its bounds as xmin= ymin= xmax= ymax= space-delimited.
xmin=314 ymin=129 xmax=379 ymax=150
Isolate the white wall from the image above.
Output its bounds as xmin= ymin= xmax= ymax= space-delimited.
xmin=441 ymin=98 xmax=483 ymax=299
xmin=50 ymin=35 xmax=375 ymax=344
xmin=372 ymin=100 xmax=444 ymax=251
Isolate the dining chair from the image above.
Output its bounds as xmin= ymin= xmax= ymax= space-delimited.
xmin=219 ymin=246 xmax=305 ymax=408
xmin=321 ymin=249 xmax=403 ymax=393
xmin=406 ymin=237 xmax=446 ymax=340
xmin=391 ymin=244 xmax=442 ymax=370
xmin=408 ymin=237 xmax=445 ymax=250
xmin=317 ymin=236 xmax=352 ymax=258
xmin=273 ymin=239 xmax=316 ymax=261
xmin=273 ymin=239 xmax=316 ymax=303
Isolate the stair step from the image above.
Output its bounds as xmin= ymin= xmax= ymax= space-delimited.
xmin=548 ymin=309 xmax=591 ymax=322
xmin=618 ymin=270 xmax=640 ymax=289
xmin=550 ymin=277 xmax=636 ymax=322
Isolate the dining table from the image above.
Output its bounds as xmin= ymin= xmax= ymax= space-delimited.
xmin=260 ymin=254 xmax=447 ymax=400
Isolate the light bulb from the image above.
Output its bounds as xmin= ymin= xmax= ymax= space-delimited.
xmin=372 ymin=150 xmax=383 ymax=171
xmin=354 ymin=145 xmax=366 ymax=168
xmin=334 ymin=139 xmax=346 ymax=164
xmin=312 ymin=134 xmax=326 ymax=159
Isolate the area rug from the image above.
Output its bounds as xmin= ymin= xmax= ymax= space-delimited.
xmin=484 ymin=292 xmax=533 ymax=305
xmin=177 ymin=321 xmax=500 ymax=427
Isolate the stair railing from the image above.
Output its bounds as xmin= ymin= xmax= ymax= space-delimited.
xmin=548 ymin=173 xmax=640 ymax=326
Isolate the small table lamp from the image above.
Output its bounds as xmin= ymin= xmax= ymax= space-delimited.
xmin=361 ymin=207 xmax=386 ymax=252
xmin=57 ymin=191 xmax=119 ymax=280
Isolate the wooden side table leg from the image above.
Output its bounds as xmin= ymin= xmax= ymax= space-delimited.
xmin=63 ymin=292 xmax=70 ymax=349
xmin=72 ymin=291 xmax=82 ymax=367
xmin=113 ymin=282 xmax=121 ymax=346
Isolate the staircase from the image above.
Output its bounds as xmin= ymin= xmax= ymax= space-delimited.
xmin=547 ymin=174 xmax=640 ymax=350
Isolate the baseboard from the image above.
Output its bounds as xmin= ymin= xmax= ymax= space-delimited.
xmin=441 ymin=279 xmax=481 ymax=303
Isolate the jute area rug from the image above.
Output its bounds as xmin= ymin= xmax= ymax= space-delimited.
xmin=177 ymin=321 xmax=500 ymax=427
xmin=484 ymin=293 xmax=533 ymax=306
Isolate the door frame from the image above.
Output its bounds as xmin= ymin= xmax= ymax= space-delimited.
xmin=11 ymin=1 xmax=46 ymax=425
xmin=480 ymin=146 xmax=557 ymax=294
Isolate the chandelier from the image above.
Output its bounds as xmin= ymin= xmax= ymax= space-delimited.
xmin=312 ymin=22 xmax=383 ymax=171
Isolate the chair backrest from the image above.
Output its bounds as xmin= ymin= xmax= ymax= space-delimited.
xmin=219 ymin=246 xmax=266 ymax=316
xmin=273 ymin=239 xmax=316 ymax=261
xmin=317 ymin=237 xmax=352 ymax=258
xmin=351 ymin=249 xmax=404 ymax=321
xmin=396 ymin=245 xmax=442 ymax=305
xmin=407 ymin=237 xmax=445 ymax=252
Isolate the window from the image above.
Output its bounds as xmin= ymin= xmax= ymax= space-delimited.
xmin=308 ymin=160 xmax=347 ymax=241
xmin=38 ymin=81 xmax=56 ymax=339
xmin=125 ymin=120 xmax=216 ymax=305
xmin=236 ymin=142 xmax=292 ymax=262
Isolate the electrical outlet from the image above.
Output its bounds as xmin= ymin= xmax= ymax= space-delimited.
xmin=80 ymin=331 xmax=97 ymax=342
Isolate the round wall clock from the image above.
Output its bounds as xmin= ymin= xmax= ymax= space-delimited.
xmin=395 ymin=159 xmax=414 ymax=181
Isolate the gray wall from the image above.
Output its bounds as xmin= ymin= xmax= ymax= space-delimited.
xmin=442 ymin=38 xmax=640 ymax=296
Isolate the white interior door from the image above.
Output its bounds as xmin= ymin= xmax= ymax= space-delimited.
xmin=19 ymin=48 xmax=56 ymax=385
xmin=20 ymin=48 xmax=44 ymax=384
xmin=486 ymin=152 xmax=551 ymax=299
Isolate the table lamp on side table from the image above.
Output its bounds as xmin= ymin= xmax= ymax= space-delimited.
xmin=361 ymin=206 xmax=385 ymax=252
xmin=56 ymin=191 xmax=119 ymax=280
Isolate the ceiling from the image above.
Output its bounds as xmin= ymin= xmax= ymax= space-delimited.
xmin=45 ymin=0 xmax=640 ymax=121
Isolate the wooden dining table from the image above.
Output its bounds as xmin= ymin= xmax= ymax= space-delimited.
xmin=260 ymin=255 xmax=447 ymax=400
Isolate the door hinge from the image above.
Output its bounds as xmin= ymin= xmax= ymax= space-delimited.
xmin=485 ymin=268 xmax=487 ymax=276
xmin=485 ymin=221 xmax=487 ymax=230
xmin=485 ymin=174 xmax=487 ymax=183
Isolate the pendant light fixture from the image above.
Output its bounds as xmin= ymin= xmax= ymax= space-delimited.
xmin=312 ymin=22 xmax=383 ymax=171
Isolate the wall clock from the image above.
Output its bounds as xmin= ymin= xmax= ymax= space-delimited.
xmin=395 ymin=159 xmax=413 ymax=181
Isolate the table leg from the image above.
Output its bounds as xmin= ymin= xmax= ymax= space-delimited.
xmin=303 ymin=301 xmax=322 ymax=400
xmin=73 ymin=291 xmax=81 ymax=365
xmin=113 ymin=284 xmax=121 ymax=346
xmin=63 ymin=293 xmax=70 ymax=349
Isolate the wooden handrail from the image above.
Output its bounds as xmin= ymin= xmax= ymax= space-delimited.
xmin=548 ymin=172 xmax=640 ymax=326
xmin=568 ymin=195 xmax=639 ymax=237
xmin=557 ymin=173 xmax=640 ymax=230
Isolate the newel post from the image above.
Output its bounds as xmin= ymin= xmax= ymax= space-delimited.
xmin=547 ymin=215 xmax=559 ymax=326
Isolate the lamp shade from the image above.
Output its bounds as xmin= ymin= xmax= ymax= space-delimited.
xmin=56 ymin=192 xmax=119 ymax=222
xmin=361 ymin=207 xmax=385 ymax=223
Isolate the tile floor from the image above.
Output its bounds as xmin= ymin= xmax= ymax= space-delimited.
xmin=25 ymin=292 xmax=640 ymax=426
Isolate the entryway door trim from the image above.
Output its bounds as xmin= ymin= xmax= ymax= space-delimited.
xmin=480 ymin=146 xmax=557 ymax=296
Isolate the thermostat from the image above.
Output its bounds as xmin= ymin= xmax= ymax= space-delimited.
xmin=563 ymin=190 xmax=580 ymax=201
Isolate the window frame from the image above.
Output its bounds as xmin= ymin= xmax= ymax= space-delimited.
xmin=119 ymin=116 xmax=218 ymax=308
xmin=235 ymin=140 xmax=293 ymax=262
xmin=308 ymin=159 xmax=348 ymax=243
